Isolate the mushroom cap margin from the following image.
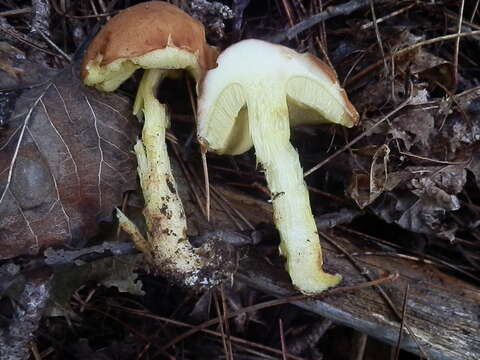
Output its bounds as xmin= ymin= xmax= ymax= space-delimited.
xmin=197 ymin=39 xmax=359 ymax=156
xmin=81 ymin=1 xmax=218 ymax=87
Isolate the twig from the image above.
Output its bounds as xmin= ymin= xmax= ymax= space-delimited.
xmin=319 ymin=232 xmax=429 ymax=359
xmin=108 ymin=304 xmax=307 ymax=360
xmin=348 ymin=251 xmax=437 ymax=265
xmin=281 ymin=0 xmax=296 ymax=27
xmin=304 ymin=92 xmax=412 ymax=177
xmin=393 ymin=284 xmax=410 ymax=360
xmin=220 ymin=284 xmax=234 ymax=359
xmin=171 ymin=143 xmax=207 ymax=218
xmin=202 ymin=152 xmax=211 ymax=221
xmin=160 ymin=274 xmax=397 ymax=351
xmin=279 ymin=318 xmax=288 ymax=360
xmin=346 ymin=29 xmax=480 ymax=87
xmin=338 ymin=226 xmax=480 ymax=282
xmin=471 ymin=0 xmax=480 ymax=22
xmin=360 ymin=3 xmax=415 ymax=30
xmin=208 ymin=187 xmax=246 ymax=231
xmin=0 ymin=21 xmax=59 ymax=57
xmin=33 ymin=27 xmax=71 ymax=61
xmin=30 ymin=342 xmax=42 ymax=360
xmin=211 ymin=186 xmax=255 ymax=230
xmin=453 ymin=0 xmax=466 ymax=91
xmin=287 ymin=318 xmax=332 ymax=355
xmin=350 ymin=332 xmax=368 ymax=360
xmin=368 ymin=0 xmax=388 ymax=78
xmin=50 ymin=0 xmax=115 ymax=19
xmin=90 ymin=307 xmax=173 ymax=359
xmin=269 ymin=0 xmax=374 ymax=43
xmin=445 ymin=9 xmax=480 ymax=32
xmin=0 ymin=8 xmax=32 ymax=17
xmin=399 ymin=151 xmax=470 ymax=165
xmin=213 ymin=291 xmax=231 ymax=360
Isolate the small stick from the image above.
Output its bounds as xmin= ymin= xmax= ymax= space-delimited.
xmin=393 ymin=284 xmax=410 ymax=360
xmin=320 ymin=232 xmax=429 ymax=359
xmin=160 ymin=274 xmax=397 ymax=352
xmin=453 ymin=0 xmax=466 ymax=91
xmin=304 ymin=93 xmax=412 ymax=177
xmin=279 ymin=318 xmax=288 ymax=360
xmin=471 ymin=0 xmax=480 ymax=22
xmin=360 ymin=4 xmax=415 ymax=30
xmin=0 ymin=8 xmax=32 ymax=17
xmin=202 ymin=151 xmax=211 ymax=221
xmin=213 ymin=291 xmax=231 ymax=360
xmin=269 ymin=0 xmax=370 ymax=43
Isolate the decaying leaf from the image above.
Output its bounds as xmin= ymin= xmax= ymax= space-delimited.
xmin=348 ymin=145 xmax=411 ymax=208
xmin=371 ymin=165 xmax=466 ymax=240
xmin=47 ymin=254 xmax=144 ymax=317
xmin=389 ymin=107 xmax=435 ymax=151
xmin=0 ymin=63 xmax=138 ymax=259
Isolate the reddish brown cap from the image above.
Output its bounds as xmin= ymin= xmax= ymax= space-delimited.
xmin=300 ymin=53 xmax=359 ymax=126
xmin=81 ymin=1 xmax=218 ymax=83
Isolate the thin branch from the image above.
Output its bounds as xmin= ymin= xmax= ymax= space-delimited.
xmin=107 ymin=304 xmax=307 ymax=360
xmin=213 ymin=291 xmax=231 ymax=360
xmin=33 ymin=27 xmax=71 ymax=61
xmin=360 ymin=3 xmax=415 ymax=30
xmin=269 ymin=0 xmax=373 ymax=43
xmin=319 ymin=232 xmax=429 ymax=359
xmin=279 ymin=318 xmax=288 ymax=360
xmin=470 ymin=0 xmax=480 ymax=23
xmin=453 ymin=0 xmax=466 ymax=91
xmin=304 ymin=91 xmax=412 ymax=177
xmin=369 ymin=0 xmax=388 ymax=78
xmin=347 ymin=28 xmax=480 ymax=86
xmin=202 ymin=151 xmax=211 ymax=221
xmin=160 ymin=274 xmax=397 ymax=351
xmin=0 ymin=8 xmax=32 ymax=17
xmin=393 ymin=284 xmax=410 ymax=360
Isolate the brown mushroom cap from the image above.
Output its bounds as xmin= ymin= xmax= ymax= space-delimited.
xmin=81 ymin=1 xmax=218 ymax=90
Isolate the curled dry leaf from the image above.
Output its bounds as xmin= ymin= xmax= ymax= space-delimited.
xmin=348 ymin=144 xmax=405 ymax=209
xmin=47 ymin=255 xmax=144 ymax=317
xmin=347 ymin=61 xmax=479 ymax=240
xmin=371 ymin=165 xmax=466 ymax=240
xmin=389 ymin=107 xmax=435 ymax=151
xmin=0 ymin=65 xmax=138 ymax=259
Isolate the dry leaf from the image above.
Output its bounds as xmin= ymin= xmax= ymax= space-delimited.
xmin=0 ymin=65 xmax=138 ymax=259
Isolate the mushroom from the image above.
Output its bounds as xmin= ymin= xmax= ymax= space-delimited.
xmin=81 ymin=1 xmax=218 ymax=286
xmin=197 ymin=39 xmax=359 ymax=294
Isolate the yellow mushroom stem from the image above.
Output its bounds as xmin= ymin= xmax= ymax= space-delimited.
xmin=118 ymin=69 xmax=202 ymax=285
xmin=246 ymin=87 xmax=341 ymax=294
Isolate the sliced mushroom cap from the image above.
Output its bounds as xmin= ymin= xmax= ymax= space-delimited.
xmin=198 ymin=39 xmax=359 ymax=294
xmin=198 ymin=39 xmax=358 ymax=155
xmin=81 ymin=1 xmax=218 ymax=91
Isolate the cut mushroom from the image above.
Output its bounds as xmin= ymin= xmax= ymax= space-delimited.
xmin=197 ymin=39 xmax=359 ymax=294
xmin=81 ymin=1 xmax=218 ymax=286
